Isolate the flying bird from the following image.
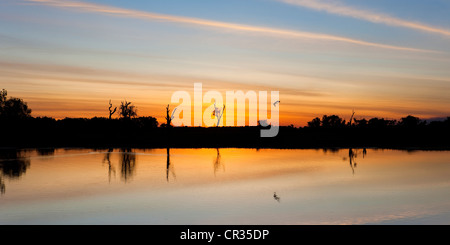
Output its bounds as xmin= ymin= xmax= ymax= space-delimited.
xmin=273 ymin=192 xmax=280 ymax=202
xmin=273 ymin=100 xmax=280 ymax=107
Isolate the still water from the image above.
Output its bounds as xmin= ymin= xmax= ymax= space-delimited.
xmin=1 ymin=148 xmax=449 ymax=225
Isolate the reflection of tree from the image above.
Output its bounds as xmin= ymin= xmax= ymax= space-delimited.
xmin=213 ymin=148 xmax=225 ymax=176
xmin=0 ymin=150 xmax=30 ymax=195
xmin=37 ymin=148 xmax=55 ymax=156
xmin=120 ymin=148 xmax=136 ymax=182
xmin=348 ymin=148 xmax=357 ymax=175
xmin=322 ymin=148 xmax=339 ymax=154
xmin=0 ymin=150 xmax=30 ymax=178
xmin=0 ymin=176 xmax=5 ymax=195
xmin=0 ymin=89 xmax=32 ymax=120
xmin=166 ymin=148 xmax=176 ymax=182
xmin=102 ymin=148 xmax=116 ymax=182
xmin=343 ymin=148 xmax=367 ymax=175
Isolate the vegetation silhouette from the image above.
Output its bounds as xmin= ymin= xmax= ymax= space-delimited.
xmin=108 ymin=100 xmax=117 ymax=120
xmin=119 ymin=100 xmax=137 ymax=119
xmin=1 ymin=89 xmax=450 ymax=149
xmin=162 ymin=104 xmax=175 ymax=128
xmin=0 ymin=89 xmax=31 ymax=120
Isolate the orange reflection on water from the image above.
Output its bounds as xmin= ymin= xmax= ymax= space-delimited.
xmin=1 ymin=148 xmax=450 ymax=224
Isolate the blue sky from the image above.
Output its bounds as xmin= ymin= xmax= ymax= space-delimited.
xmin=1 ymin=0 xmax=449 ymax=125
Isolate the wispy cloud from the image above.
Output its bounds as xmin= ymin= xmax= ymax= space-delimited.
xmin=277 ymin=0 xmax=450 ymax=37
xmin=24 ymin=0 xmax=432 ymax=52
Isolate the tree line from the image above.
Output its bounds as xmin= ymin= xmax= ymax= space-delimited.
xmin=1 ymin=89 xmax=449 ymax=130
xmin=305 ymin=114 xmax=449 ymax=129
xmin=0 ymin=89 xmax=158 ymax=128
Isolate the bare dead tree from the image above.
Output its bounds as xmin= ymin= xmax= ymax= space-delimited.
xmin=165 ymin=104 xmax=172 ymax=127
xmin=348 ymin=109 xmax=355 ymax=126
xmin=164 ymin=104 xmax=178 ymax=127
xmin=108 ymin=100 xmax=117 ymax=119
xmin=212 ymin=100 xmax=225 ymax=127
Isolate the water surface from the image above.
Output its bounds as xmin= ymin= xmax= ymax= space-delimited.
xmin=1 ymin=148 xmax=449 ymax=225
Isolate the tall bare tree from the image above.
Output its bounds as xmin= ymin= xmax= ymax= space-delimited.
xmin=165 ymin=104 xmax=177 ymax=127
xmin=108 ymin=100 xmax=117 ymax=119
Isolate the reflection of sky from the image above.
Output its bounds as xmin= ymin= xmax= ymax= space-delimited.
xmin=0 ymin=148 xmax=449 ymax=224
xmin=1 ymin=0 xmax=450 ymax=125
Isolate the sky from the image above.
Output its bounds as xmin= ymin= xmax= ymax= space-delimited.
xmin=1 ymin=0 xmax=450 ymax=126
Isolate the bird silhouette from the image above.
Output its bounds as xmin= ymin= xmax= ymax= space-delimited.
xmin=273 ymin=101 xmax=280 ymax=107
xmin=273 ymin=192 xmax=280 ymax=202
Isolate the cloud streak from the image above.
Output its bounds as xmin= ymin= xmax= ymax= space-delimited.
xmin=25 ymin=0 xmax=432 ymax=52
xmin=277 ymin=0 xmax=450 ymax=37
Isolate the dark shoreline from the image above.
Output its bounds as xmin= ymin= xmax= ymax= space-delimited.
xmin=2 ymin=123 xmax=450 ymax=150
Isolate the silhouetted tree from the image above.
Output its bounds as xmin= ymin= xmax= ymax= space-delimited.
xmin=348 ymin=110 xmax=355 ymax=126
xmin=165 ymin=104 xmax=174 ymax=128
xmin=0 ymin=89 xmax=32 ymax=120
xmin=108 ymin=100 xmax=117 ymax=119
xmin=212 ymin=101 xmax=225 ymax=127
xmin=399 ymin=115 xmax=423 ymax=128
xmin=0 ymin=89 xmax=7 ymax=103
xmin=307 ymin=117 xmax=321 ymax=128
xmin=368 ymin=117 xmax=396 ymax=128
xmin=354 ymin=118 xmax=368 ymax=128
xmin=134 ymin=116 xmax=158 ymax=128
xmin=119 ymin=100 xmax=137 ymax=119
xmin=322 ymin=115 xmax=345 ymax=128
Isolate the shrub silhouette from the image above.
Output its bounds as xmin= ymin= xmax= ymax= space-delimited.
xmin=119 ymin=100 xmax=137 ymax=119
xmin=399 ymin=115 xmax=424 ymax=128
xmin=307 ymin=117 xmax=321 ymax=128
xmin=321 ymin=115 xmax=346 ymax=128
